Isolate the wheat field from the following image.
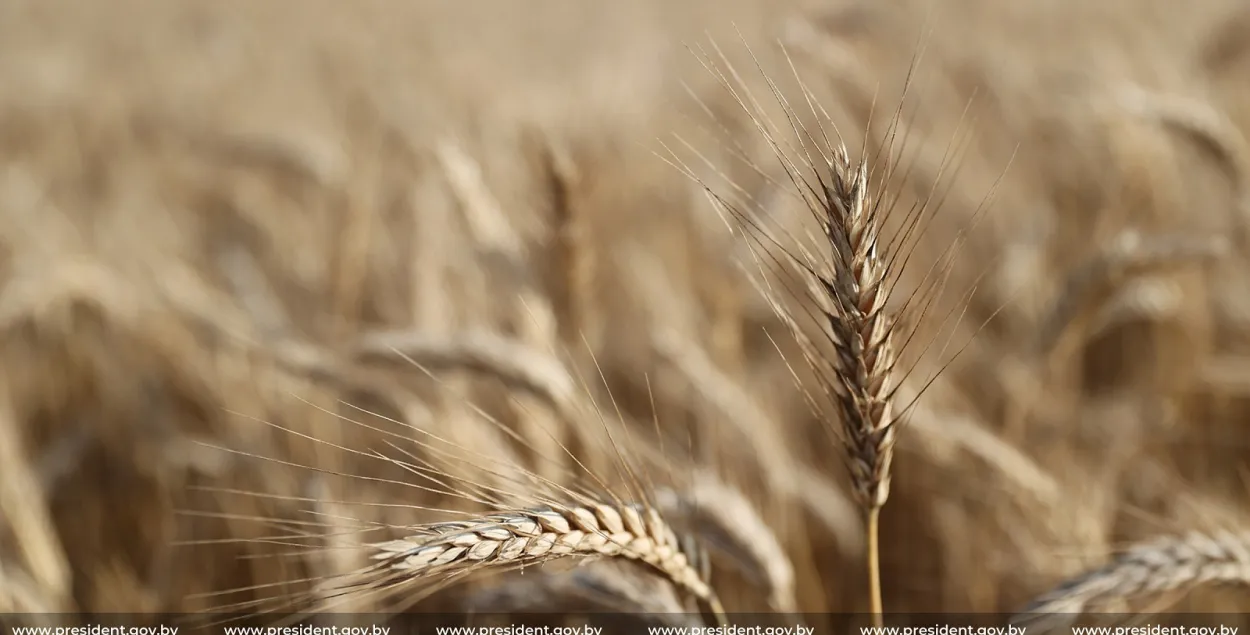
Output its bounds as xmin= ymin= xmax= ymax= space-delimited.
xmin=3 ymin=0 xmax=1250 ymax=629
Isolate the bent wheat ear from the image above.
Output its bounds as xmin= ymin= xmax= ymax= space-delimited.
xmin=1013 ymin=530 xmax=1250 ymax=630
xmin=367 ymin=503 xmax=724 ymax=621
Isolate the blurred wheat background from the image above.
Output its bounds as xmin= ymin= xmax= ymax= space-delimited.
xmin=3 ymin=0 xmax=1250 ymax=626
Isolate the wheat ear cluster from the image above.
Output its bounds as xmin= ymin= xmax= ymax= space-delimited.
xmin=1015 ymin=531 xmax=1250 ymax=620
xmin=369 ymin=503 xmax=724 ymax=617
xmin=818 ymin=145 xmax=899 ymax=511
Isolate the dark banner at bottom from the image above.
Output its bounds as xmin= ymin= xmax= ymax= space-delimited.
xmin=0 ymin=615 xmax=1247 ymax=635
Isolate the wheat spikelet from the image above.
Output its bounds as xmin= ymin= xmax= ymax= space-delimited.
xmin=812 ymin=144 xmax=899 ymax=512
xmin=535 ymin=134 xmax=598 ymax=355
xmin=368 ymin=503 xmax=724 ymax=620
xmin=1013 ymin=530 xmax=1250 ymax=628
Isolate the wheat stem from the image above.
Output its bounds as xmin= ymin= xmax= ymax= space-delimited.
xmin=867 ymin=507 xmax=883 ymax=628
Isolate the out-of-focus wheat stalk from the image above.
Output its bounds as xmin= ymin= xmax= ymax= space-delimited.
xmin=0 ymin=388 xmax=71 ymax=615
xmin=1038 ymin=230 xmax=1229 ymax=359
xmin=436 ymin=139 xmax=568 ymax=481
xmin=656 ymin=472 xmax=798 ymax=613
xmin=1111 ymin=85 xmax=1250 ymax=250
xmin=1013 ymin=531 xmax=1250 ymax=631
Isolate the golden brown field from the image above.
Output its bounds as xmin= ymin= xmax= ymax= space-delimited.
xmin=3 ymin=0 xmax=1250 ymax=628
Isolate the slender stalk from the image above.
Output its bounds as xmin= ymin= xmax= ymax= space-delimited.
xmin=867 ymin=508 xmax=884 ymax=628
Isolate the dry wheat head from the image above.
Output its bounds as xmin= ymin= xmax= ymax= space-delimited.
xmin=1014 ymin=530 xmax=1250 ymax=628
xmin=369 ymin=503 xmax=724 ymax=618
xmin=818 ymin=145 xmax=898 ymax=510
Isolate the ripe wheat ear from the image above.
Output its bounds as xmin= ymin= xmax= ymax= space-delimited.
xmin=367 ymin=503 xmax=724 ymax=622
xmin=1013 ymin=530 xmax=1250 ymax=630
xmin=661 ymin=37 xmax=945 ymax=627
xmin=176 ymin=318 xmax=727 ymax=626
xmin=805 ymin=143 xmax=900 ymax=628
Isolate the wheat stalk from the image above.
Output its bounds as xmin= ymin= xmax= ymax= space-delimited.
xmin=697 ymin=141 xmax=900 ymax=619
xmin=368 ymin=503 xmax=725 ymax=621
xmin=1111 ymin=85 xmax=1250 ymax=251
xmin=1013 ymin=530 xmax=1250 ymax=630
xmin=803 ymin=144 xmax=899 ymax=624
xmin=1037 ymin=229 xmax=1229 ymax=357
xmin=437 ymin=138 xmax=568 ymax=481
xmin=672 ymin=41 xmax=904 ymax=624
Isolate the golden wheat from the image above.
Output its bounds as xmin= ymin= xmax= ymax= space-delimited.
xmin=9 ymin=0 xmax=1250 ymax=626
xmin=1014 ymin=531 xmax=1250 ymax=628
xmin=368 ymin=503 xmax=724 ymax=619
